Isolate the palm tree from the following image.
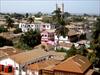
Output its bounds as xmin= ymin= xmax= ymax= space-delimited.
xmin=55 ymin=25 xmax=69 ymax=46
xmin=52 ymin=8 xmax=69 ymax=47
xmin=52 ymin=8 xmax=62 ymax=25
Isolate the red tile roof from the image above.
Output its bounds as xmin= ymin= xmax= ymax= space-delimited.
xmin=54 ymin=54 xmax=91 ymax=73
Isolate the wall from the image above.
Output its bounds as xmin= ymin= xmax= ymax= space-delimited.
xmin=54 ymin=35 xmax=69 ymax=44
xmin=0 ymin=58 xmax=26 ymax=75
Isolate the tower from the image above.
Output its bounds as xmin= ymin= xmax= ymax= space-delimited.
xmin=62 ymin=3 xmax=64 ymax=14
xmin=55 ymin=3 xmax=64 ymax=14
xmin=56 ymin=3 xmax=58 ymax=10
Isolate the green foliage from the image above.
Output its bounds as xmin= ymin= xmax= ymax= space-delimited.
xmin=34 ymin=12 xmax=43 ymax=17
xmin=72 ymin=16 xmax=84 ymax=22
xmin=11 ymin=13 xmax=24 ymax=19
xmin=0 ymin=26 xmax=8 ymax=33
xmin=14 ymin=41 xmax=32 ymax=50
xmin=90 ymin=18 xmax=100 ymax=69
xmin=20 ymin=29 xmax=41 ymax=48
xmin=56 ymin=48 xmax=67 ymax=52
xmin=5 ymin=15 xmax=14 ymax=29
xmin=63 ymin=12 xmax=71 ymax=18
xmin=28 ymin=17 xmax=34 ymax=23
xmin=25 ymin=13 xmax=29 ymax=18
xmin=0 ymin=36 xmax=13 ymax=47
xmin=55 ymin=25 xmax=69 ymax=38
xmin=66 ymin=44 xmax=77 ymax=58
xmin=92 ymin=18 xmax=100 ymax=40
xmin=87 ymin=52 xmax=96 ymax=63
xmin=78 ymin=45 xmax=87 ymax=56
xmin=79 ymin=33 xmax=86 ymax=40
xmin=13 ymin=28 xmax=22 ymax=34
xmin=91 ymin=18 xmax=100 ymax=57
xmin=42 ymin=16 xmax=53 ymax=23
xmin=83 ymin=13 xmax=90 ymax=17
xmin=52 ymin=8 xmax=62 ymax=25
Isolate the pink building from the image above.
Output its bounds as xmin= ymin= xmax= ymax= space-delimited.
xmin=41 ymin=29 xmax=55 ymax=45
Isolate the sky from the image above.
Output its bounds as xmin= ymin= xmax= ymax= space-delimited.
xmin=0 ymin=0 xmax=100 ymax=15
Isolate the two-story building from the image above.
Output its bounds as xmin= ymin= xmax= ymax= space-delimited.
xmin=41 ymin=29 xmax=55 ymax=45
xmin=19 ymin=22 xmax=55 ymax=32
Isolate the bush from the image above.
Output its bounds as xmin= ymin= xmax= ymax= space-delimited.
xmin=0 ymin=26 xmax=8 ymax=33
xmin=56 ymin=48 xmax=67 ymax=52
xmin=13 ymin=28 xmax=22 ymax=34
xmin=20 ymin=29 xmax=41 ymax=48
xmin=14 ymin=41 xmax=32 ymax=50
xmin=0 ymin=36 xmax=13 ymax=47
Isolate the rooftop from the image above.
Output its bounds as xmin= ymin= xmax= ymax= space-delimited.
xmin=9 ymin=44 xmax=66 ymax=64
xmin=0 ymin=46 xmax=22 ymax=56
xmin=10 ymin=49 xmax=49 ymax=64
xmin=0 ymin=46 xmax=22 ymax=60
xmin=54 ymin=54 xmax=91 ymax=73
xmin=59 ymin=42 xmax=73 ymax=48
xmin=28 ymin=59 xmax=61 ymax=71
xmin=68 ymin=29 xmax=79 ymax=36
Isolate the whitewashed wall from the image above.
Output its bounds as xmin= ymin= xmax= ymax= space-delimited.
xmin=0 ymin=58 xmax=26 ymax=75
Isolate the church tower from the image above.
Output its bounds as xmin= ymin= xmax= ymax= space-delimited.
xmin=62 ymin=3 xmax=64 ymax=14
xmin=56 ymin=2 xmax=64 ymax=14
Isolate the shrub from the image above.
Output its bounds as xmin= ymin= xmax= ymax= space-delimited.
xmin=13 ymin=28 xmax=22 ymax=34
xmin=0 ymin=26 xmax=8 ymax=33
xmin=0 ymin=36 xmax=13 ymax=47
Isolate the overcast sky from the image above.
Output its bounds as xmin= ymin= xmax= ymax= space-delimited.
xmin=0 ymin=0 xmax=100 ymax=15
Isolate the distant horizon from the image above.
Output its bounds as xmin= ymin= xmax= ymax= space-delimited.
xmin=0 ymin=0 xmax=100 ymax=15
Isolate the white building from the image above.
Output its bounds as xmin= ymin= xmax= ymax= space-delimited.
xmin=0 ymin=48 xmax=56 ymax=75
xmin=19 ymin=23 xmax=41 ymax=32
xmin=0 ymin=47 xmax=66 ymax=75
xmin=54 ymin=35 xmax=70 ymax=44
xmin=19 ymin=22 xmax=55 ymax=32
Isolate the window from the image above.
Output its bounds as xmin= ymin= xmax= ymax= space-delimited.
xmin=43 ymin=25 xmax=45 ymax=28
xmin=47 ymin=25 xmax=49 ymax=28
xmin=45 ymin=35 xmax=47 ymax=37
xmin=16 ymin=67 xmax=19 ymax=70
xmin=42 ymin=34 xmax=44 ymax=37
xmin=8 ymin=66 xmax=13 ymax=73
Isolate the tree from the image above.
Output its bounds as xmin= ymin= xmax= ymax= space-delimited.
xmin=34 ymin=12 xmax=43 ymax=17
xmin=83 ymin=13 xmax=90 ymax=17
xmin=52 ymin=8 xmax=62 ymax=25
xmin=0 ymin=36 xmax=13 ymax=47
xmin=63 ymin=12 xmax=71 ymax=18
xmin=72 ymin=16 xmax=84 ymax=22
xmin=0 ymin=26 xmax=8 ymax=33
xmin=25 ymin=13 xmax=29 ymax=18
xmin=41 ymin=45 xmax=48 ymax=52
xmin=11 ymin=13 xmax=24 ymax=19
xmin=90 ymin=18 xmax=100 ymax=70
xmin=78 ymin=44 xmax=87 ymax=56
xmin=42 ymin=16 xmax=53 ymax=23
xmin=66 ymin=44 xmax=77 ymax=58
xmin=28 ymin=17 xmax=34 ymax=23
xmin=55 ymin=20 xmax=69 ymax=46
xmin=5 ymin=15 xmax=14 ymax=31
xmin=20 ymin=29 xmax=41 ymax=48
xmin=13 ymin=28 xmax=22 ymax=34
xmin=52 ymin=8 xmax=69 ymax=46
